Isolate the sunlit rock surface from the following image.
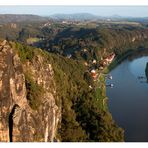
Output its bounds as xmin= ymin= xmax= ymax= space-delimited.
xmin=0 ymin=40 xmax=60 ymax=142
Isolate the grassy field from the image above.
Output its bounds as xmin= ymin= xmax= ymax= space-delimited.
xmin=26 ymin=37 xmax=41 ymax=45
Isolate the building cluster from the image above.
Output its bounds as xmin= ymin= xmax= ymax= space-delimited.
xmin=99 ymin=52 xmax=115 ymax=67
xmin=89 ymin=52 xmax=115 ymax=81
xmin=62 ymin=20 xmax=80 ymax=25
xmin=41 ymin=22 xmax=52 ymax=28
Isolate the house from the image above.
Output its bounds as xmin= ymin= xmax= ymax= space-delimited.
xmin=89 ymin=85 xmax=93 ymax=89
xmin=99 ymin=60 xmax=107 ymax=67
xmin=83 ymin=48 xmax=87 ymax=52
xmin=92 ymin=59 xmax=97 ymax=64
xmin=104 ymin=53 xmax=115 ymax=64
xmin=91 ymin=69 xmax=96 ymax=74
xmin=90 ymin=69 xmax=97 ymax=80
xmin=99 ymin=66 xmax=104 ymax=70
xmin=84 ymin=62 xmax=88 ymax=66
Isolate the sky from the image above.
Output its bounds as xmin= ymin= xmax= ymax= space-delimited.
xmin=0 ymin=6 xmax=148 ymax=17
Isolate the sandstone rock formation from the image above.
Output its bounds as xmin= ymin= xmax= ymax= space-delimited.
xmin=0 ymin=40 xmax=60 ymax=142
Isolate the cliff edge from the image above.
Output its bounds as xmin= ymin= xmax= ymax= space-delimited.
xmin=0 ymin=40 xmax=60 ymax=142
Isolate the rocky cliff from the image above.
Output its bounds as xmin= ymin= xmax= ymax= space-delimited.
xmin=0 ymin=40 xmax=60 ymax=142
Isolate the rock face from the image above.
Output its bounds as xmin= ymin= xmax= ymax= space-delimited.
xmin=0 ymin=40 xmax=60 ymax=142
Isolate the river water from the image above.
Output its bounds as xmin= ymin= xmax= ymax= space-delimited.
xmin=106 ymin=54 xmax=148 ymax=142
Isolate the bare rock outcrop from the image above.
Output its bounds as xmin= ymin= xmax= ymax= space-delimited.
xmin=0 ymin=40 xmax=60 ymax=142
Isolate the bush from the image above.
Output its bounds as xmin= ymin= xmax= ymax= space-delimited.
xmin=25 ymin=74 xmax=44 ymax=110
xmin=11 ymin=42 xmax=35 ymax=62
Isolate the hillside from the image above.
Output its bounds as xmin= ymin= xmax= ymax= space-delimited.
xmin=38 ymin=25 xmax=148 ymax=65
xmin=0 ymin=40 xmax=124 ymax=142
xmin=0 ymin=14 xmax=48 ymax=24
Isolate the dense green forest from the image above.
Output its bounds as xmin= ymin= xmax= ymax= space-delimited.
xmin=1 ymin=20 xmax=148 ymax=63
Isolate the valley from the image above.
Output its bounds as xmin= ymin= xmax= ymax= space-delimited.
xmin=0 ymin=13 xmax=148 ymax=142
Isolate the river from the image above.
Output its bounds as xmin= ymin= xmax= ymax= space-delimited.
xmin=106 ymin=53 xmax=148 ymax=142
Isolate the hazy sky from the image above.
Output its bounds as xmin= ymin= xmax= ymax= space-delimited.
xmin=0 ymin=6 xmax=148 ymax=17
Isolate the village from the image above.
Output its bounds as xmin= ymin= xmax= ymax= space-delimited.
xmin=85 ymin=50 xmax=115 ymax=109
xmin=66 ymin=47 xmax=115 ymax=90
xmin=65 ymin=47 xmax=115 ymax=102
xmin=89 ymin=51 xmax=115 ymax=82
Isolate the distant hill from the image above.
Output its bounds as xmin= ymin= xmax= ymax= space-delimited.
xmin=50 ymin=13 xmax=103 ymax=21
xmin=0 ymin=13 xmax=148 ymax=25
xmin=50 ymin=13 xmax=148 ymax=24
xmin=126 ymin=17 xmax=148 ymax=24
xmin=0 ymin=14 xmax=48 ymax=24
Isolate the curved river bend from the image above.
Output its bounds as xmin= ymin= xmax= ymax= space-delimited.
xmin=106 ymin=55 xmax=148 ymax=142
